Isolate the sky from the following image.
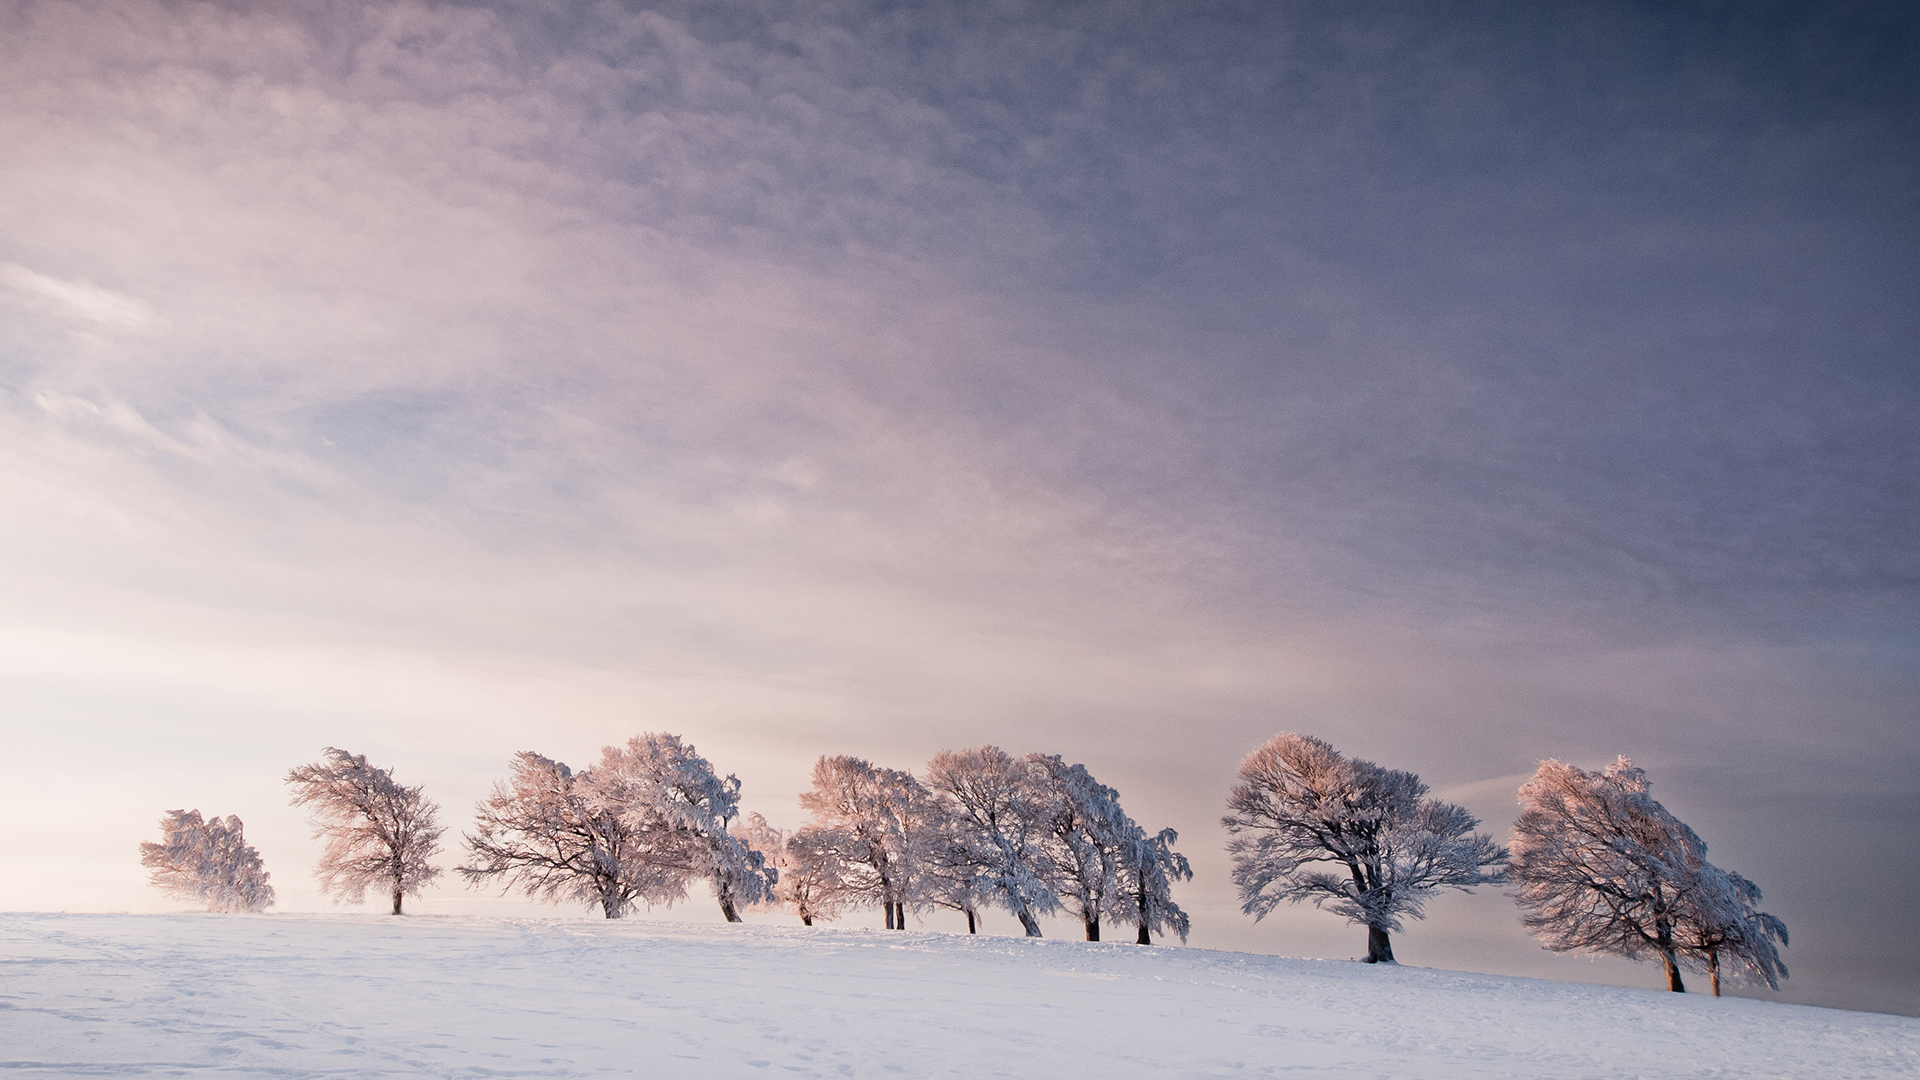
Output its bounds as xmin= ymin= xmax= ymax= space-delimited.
xmin=1 ymin=0 xmax=1915 ymax=1016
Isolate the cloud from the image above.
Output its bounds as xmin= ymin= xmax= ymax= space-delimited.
xmin=0 ymin=263 xmax=163 ymax=333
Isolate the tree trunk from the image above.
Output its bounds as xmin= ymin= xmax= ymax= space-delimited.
xmin=894 ymin=902 xmax=907 ymax=929
xmin=1085 ymin=916 xmax=1100 ymax=942
xmin=965 ymin=908 xmax=977 ymax=934
xmin=1663 ymin=952 xmax=1687 ymax=992
xmin=801 ymin=913 xmax=813 ymax=927
xmin=718 ymin=893 xmax=741 ymax=923
xmin=1709 ymin=949 xmax=1722 ymax=997
xmin=884 ymin=903 xmax=895 ymax=930
xmin=1137 ymin=924 xmax=1152 ymax=945
xmin=1365 ymin=925 xmax=1396 ymax=964
xmin=1015 ymin=904 xmax=1043 ymax=937
xmin=391 ymin=888 xmax=404 ymax=916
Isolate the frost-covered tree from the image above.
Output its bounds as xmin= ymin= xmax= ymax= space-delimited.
xmin=1676 ymin=863 xmax=1790 ymax=996
xmin=922 ymin=811 xmax=991 ymax=934
xmin=286 ymin=748 xmax=445 ymax=915
xmin=924 ymin=746 xmax=1058 ymax=936
xmin=798 ymin=755 xmax=937 ymax=929
xmin=593 ymin=733 xmax=775 ymax=922
xmin=734 ymin=813 xmax=845 ymax=926
xmin=1223 ymin=733 xmax=1507 ymax=964
xmin=460 ymin=737 xmax=775 ymax=920
xmin=1029 ymin=755 xmax=1131 ymax=941
xmin=1511 ymin=757 xmax=1785 ymax=995
xmin=1115 ymin=825 xmax=1193 ymax=944
xmin=736 ymin=815 xmax=853 ymax=927
xmin=460 ymin=751 xmax=658 ymax=918
xmin=139 ymin=809 xmax=275 ymax=913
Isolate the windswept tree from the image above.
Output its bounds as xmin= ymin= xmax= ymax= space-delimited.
xmin=1223 ymin=733 xmax=1507 ymax=964
xmin=1115 ymin=825 xmax=1193 ymax=944
xmin=140 ymin=809 xmax=275 ymax=913
xmin=1677 ymin=863 xmax=1790 ymax=996
xmin=1511 ymin=757 xmax=1786 ymax=995
xmin=924 ymin=746 xmax=1058 ymax=936
xmin=593 ymin=733 xmax=775 ymax=922
xmin=460 ymin=751 xmax=655 ymax=918
xmin=460 ymin=736 xmax=775 ymax=921
xmin=798 ymin=755 xmax=937 ymax=929
xmin=1029 ymin=755 xmax=1125 ymax=941
xmin=286 ymin=748 xmax=444 ymax=915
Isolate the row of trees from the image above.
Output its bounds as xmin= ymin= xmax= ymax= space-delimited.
xmin=140 ymin=731 xmax=1787 ymax=994
xmin=460 ymin=739 xmax=1193 ymax=943
xmin=1221 ymin=733 xmax=1788 ymax=995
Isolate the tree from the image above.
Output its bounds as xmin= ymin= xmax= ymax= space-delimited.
xmin=1029 ymin=755 xmax=1125 ymax=941
xmin=592 ymin=733 xmax=775 ymax=922
xmin=459 ymin=736 xmax=775 ymax=921
xmin=798 ymin=755 xmax=937 ymax=929
xmin=1676 ymin=863 xmax=1790 ymax=996
xmin=924 ymin=746 xmax=1058 ymax=936
xmin=1512 ymin=757 xmax=1787 ymax=995
xmin=1223 ymin=733 xmax=1507 ymax=964
xmin=286 ymin=748 xmax=445 ymax=915
xmin=1115 ymin=825 xmax=1193 ymax=944
xmin=459 ymin=751 xmax=653 ymax=918
xmin=139 ymin=809 xmax=275 ymax=913
xmin=735 ymin=813 xmax=850 ymax=927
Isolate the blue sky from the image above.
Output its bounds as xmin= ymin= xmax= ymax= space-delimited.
xmin=1 ymin=0 xmax=1915 ymax=1014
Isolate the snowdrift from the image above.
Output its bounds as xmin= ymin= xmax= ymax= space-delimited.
xmin=2 ymin=913 xmax=1912 ymax=1078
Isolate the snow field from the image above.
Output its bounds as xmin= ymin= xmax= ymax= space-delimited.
xmin=1 ymin=912 xmax=1914 ymax=1079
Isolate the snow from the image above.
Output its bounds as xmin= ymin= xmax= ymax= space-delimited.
xmin=2 ymin=913 xmax=1913 ymax=1079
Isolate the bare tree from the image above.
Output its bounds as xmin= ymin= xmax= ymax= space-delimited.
xmin=1512 ymin=757 xmax=1787 ymax=995
xmin=1224 ymin=733 xmax=1506 ymax=964
xmin=139 ymin=809 xmax=275 ymax=913
xmin=286 ymin=748 xmax=444 ymax=915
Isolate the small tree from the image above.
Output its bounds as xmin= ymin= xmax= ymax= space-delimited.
xmin=1677 ymin=864 xmax=1790 ymax=996
xmin=1512 ymin=757 xmax=1787 ymax=995
xmin=286 ymin=748 xmax=445 ymax=915
xmin=736 ymin=814 xmax=852 ymax=927
xmin=1115 ymin=825 xmax=1192 ymax=944
xmin=924 ymin=746 xmax=1058 ymax=936
xmin=139 ymin=809 xmax=275 ymax=913
xmin=1223 ymin=733 xmax=1507 ymax=964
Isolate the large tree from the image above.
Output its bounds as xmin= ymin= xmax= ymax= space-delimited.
xmin=924 ymin=746 xmax=1058 ymax=936
xmin=459 ymin=736 xmax=774 ymax=920
xmin=1223 ymin=733 xmax=1506 ymax=964
xmin=286 ymin=748 xmax=444 ymax=915
xmin=592 ymin=733 xmax=774 ymax=922
xmin=1511 ymin=757 xmax=1786 ymax=994
xmin=798 ymin=755 xmax=938 ymax=930
xmin=459 ymin=751 xmax=653 ymax=918
xmin=139 ymin=809 xmax=275 ymax=913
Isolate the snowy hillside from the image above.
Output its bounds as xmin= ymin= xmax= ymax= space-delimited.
xmin=3 ymin=913 xmax=1913 ymax=1079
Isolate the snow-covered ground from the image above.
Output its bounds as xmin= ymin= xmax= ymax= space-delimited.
xmin=2 ymin=913 xmax=1913 ymax=1079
